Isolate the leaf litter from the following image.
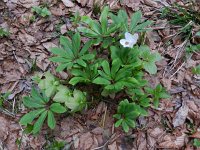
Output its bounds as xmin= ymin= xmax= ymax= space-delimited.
xmin=0 ymin=0 xmax=200 ymax=149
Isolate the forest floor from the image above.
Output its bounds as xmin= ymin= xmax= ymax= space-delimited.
xmin=0 ymin=0 xmax=200 ymax=149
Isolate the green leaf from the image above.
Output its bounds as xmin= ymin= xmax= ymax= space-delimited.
xmin=76 ymin=59 xmax=87 ymax=67
xmin=53 ymin=86 xmax=71 ymax=103
xmin=100 ymin=6 xmax=109 ymax=34
xmin=115 ymin=119 xmax=123 ymax=127
xmin=32 ymin=111 xmax=48 ymax=134
xmin=81 ymin=16 xmax=101 ymax=34
xmin=80 ymin=40 xmax=93 ymax=55
xmin=125 ymin=119 xmax=135 ymax=128
xmin=194 ymin=139 xmax=200 ymax=147
xmin=50 ymin=103 xmax=67 ymax=113
xmin=143 ymin=61 xmax=157 ymax=74
xmin=122 ymin=121 xmax=129 ymax=132
xmin=30 ymin=88 xmax=45 ymax=104
xmin=23 ymin=97 xmax=45 ymax=108
xmin=50 ymin=47 xmax=68 ymax=57
xmin=47 ymin=111 xmax=56 ymax=129
xmin=111 ymin=59 xmax=121 ymax=78
xmin=93 ymin=77 xmax=110 ymax=85
xmin=130 ymin=10 xmax=142 ymax=31
xmin=80 ymin=54 xmax=95 ymax=60
xmin=49 ymin=57 xmax=70 ymax=63
xmin=72 ymin=33 xmax=81 ymax=56
xmin=60 ymin=36 xmax=74 ymax=57
xmin=20 ymin=108 xmax=45 ymax=126
xmin=78 ymin=27 xmax=99 ymax=37
xmin=101 ymin=60 xmax=110 ymax=75
xmin=69 ymin=77 xmax=87 ymax=85
xmin=132 ymin=20 xmax=153 ymax=32
xmin=56 ymin=63 xmax=70 ymax=72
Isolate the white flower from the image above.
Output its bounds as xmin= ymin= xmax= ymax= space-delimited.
xmin=120 ymin=32 xmax=139 ymax=48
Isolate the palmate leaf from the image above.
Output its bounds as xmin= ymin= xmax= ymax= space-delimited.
xmin=114 ymin=99 xmax=140 ymax=132
xmin=49 ymin=33 xmax=94 ymax=72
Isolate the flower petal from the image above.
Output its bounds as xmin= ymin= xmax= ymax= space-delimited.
xmin=120 ymin=39 xmax=127 ymax=47
xmin=125 ymin=32 xmax=134 ymax=41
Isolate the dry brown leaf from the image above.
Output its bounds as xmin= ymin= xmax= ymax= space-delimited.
xmin=173 ymin=102 xmax=189 ymax=127
xmin=19 ymin=0 xmax=39 ymax=8
xmin=18 ymin=32 xmax=37 ymax=46
xmin=0 ymin=116 xmax=9 ymax=141
xmin=42 ymin=42 xmax=57 ymax=52
xmin=79 ymin=132 xmax=94 ymax=150
xmin=120 ymin=0 xmax=142 ymax=11
xmin=108 ymin=141 xmax=118 ymax=150
xmin=61 ymin=0 xmax=75 ymax=7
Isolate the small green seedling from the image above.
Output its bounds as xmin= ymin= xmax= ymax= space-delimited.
xmin=45 ymin=140 xmax=66 ymax=150
xmin=193 ymin=138 xmax=200 ymax=147
xmin=36 ymin=72 xmax=60 ymax=98
xmin=113 ymin=99 xmax=146 ymax=132
xmin=0 ymin=92 xmax=11 ymax=107
xmin=49 ymin=33 xmax=95 ymax=72
xmin=34 ymin=72 xmax=88 ymax=112
xmin=0 ymin=28 xmax=9 ymax=37
xmin=19 ymin=88 xmax=67 ymax=134
xmin=32 ymin=6 xmax=51 ymax=18
xmin=145 ymin=84 xmax=170 ymax=108
xmin=192 ymin=65 xmax=200 ymax=75
xmin=186 ymin=44 xmax=200 ymax=54
xmin=53 ymin=86 xmax=87 ymax=112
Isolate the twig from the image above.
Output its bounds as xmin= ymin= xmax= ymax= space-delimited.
xmin=102 ymin=105 xmax=107 ymax=128
xmin=170 ymin=62 xmax=185 ymax=79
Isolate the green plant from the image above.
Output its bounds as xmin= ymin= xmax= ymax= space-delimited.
xmin=44 ymin=140 xmax=66 ymax=150
xmin=49 ymin=33 xmax=95 ymax=72
xmin=32 ymin=6 xmax=51 ymax=18
xmin=34 ymin=72 xmax=88 ymax=112
xmin=0 ymin=28 xmax=9 ymax=37
xmin=186 ymin=44 xmax=200 ymax=54
xmin=53 ymin=86 xmax=87 ymax=112
xmin=69 ymin=62 xmax=99 ymax=85
xmin=192 ymin=65 xmax=200 ymax=75
xmin=36 ymin=6 xmax=169 ymax=134
xmin=113 ymin=99 xmax=146 ymax=132
xmin=92 ymin=59 xmax=140 ymax=96
xmin=19 ymin=87 xmax=67 ymax=134
xmin=110 ymin=10 xmax=152 ymax=33
xmin=0 ymin=92 xmax=11 ymax=107
xmin=193 ymin=138 xmax=200 ymax=147
xmin=78 ymin=6 xmax=121 ymax=48
xmin=111 ymin=45 xmax=161 ymax=74
xmin=145 ymin=84 xmax=170 ymax=108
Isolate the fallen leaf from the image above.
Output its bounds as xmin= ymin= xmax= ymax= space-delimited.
xmin=19 ymin=0 xmax=39 ymax=8
xmin=79 ymin=132 xmax=93 ymax=150
xmin=173 ymin=102 xmax=189 ymax=127
xmin=61 ymin=0 xmax=75 ymax=7
xmin=108 ymin=141 xmax=118 ymax=150
xmin=0 ymin=116 xmax=9 ymax=141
